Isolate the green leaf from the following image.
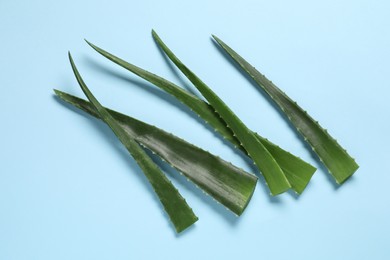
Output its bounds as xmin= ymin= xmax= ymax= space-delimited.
xmin=67 ymin=52 xmax=198 ymax=233
xmin=85 ymin=39 xmax=316 ymax=194
xmin=55 ymin=90 xmax=258 ymax=216
xmin=212 ymin=35 xmax=359 ymax=184
xmin=151 ymin=31 xmax=292 ymax=195
xmin=258 ymin=136 xmax=315 ymax=194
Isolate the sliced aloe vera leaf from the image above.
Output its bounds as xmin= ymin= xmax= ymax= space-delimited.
xmin=55 ymin=90 xmax=258 ymax=216
xmin=258 ymin=136 xmax=314 ymax=193
xmin=85 ymin=40 xmax=315 ymax=194
xmin=212 ymin=35 xmax=359 ymax=184
xmin=151 ymin=31 xmax=291 ymax=196
xmin=67 ymin=53 xmax=198 ymax=233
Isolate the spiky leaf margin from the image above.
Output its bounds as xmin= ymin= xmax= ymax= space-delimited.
xmin=212 ymin=35 xmax=358 ymax=183
xmin=67 ymin=53 xmax=198 ymax=233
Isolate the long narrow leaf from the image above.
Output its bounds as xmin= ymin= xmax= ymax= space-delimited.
xmin=212 ymin=35 xmax=359 ymax=184
xmin=55 ymin=90 xmax=258 ymax=216
xmin=67 ymin=52 xmax=198 ymax=233
xmin=152 ymin=31 xmax=291 ymax=195
xmin=86 ymin=40 xmax=316 ymax=194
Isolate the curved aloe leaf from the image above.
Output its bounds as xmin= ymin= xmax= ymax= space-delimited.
xmin=85 ymin=40 xmax=316 ymax=194
xmin=55 ymin=90 xmax=258 ymax=216
xmin=152 ymin=31 xmax=291 ymax=195
xmin=68 ymin=53 xmax=198 ymax=233
xmin=212 ymin=35 xmax=359 ymax=184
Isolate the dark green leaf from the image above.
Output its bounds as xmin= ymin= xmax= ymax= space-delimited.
xmin=67 ymin=53 xmax=198 ymax=233
xmin=212 ymin=35 xmax=358 ymax=184
xmin=55 ymin=90 xmax=258 ymax=216
xmin=152 ymin=31 xmax=292 ymax=195
xmin=86 ymin=39 xmax=316 ymax=194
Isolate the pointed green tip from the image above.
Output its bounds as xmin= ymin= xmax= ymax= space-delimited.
xmin=84 ymin=39 xmax=98 ymax=51
xmin=53 ymin=89 xmax=62 ymax=96
xmin=53 ymin=89 xmax=68 ymax=104
xmin=151 ymin=29 xmax=160 ymax=41
xmin=211 ymin=34 xmax=220 ymax=42
xmin=68 ymin=51 xmax=73 ymax=62
xmin=68 ymin=52 xmax=78 ymax=75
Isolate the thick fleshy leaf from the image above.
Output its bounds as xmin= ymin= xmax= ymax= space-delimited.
xmin=55 ymin=90 xmax=258 ymax=216
xmin=258 ymin=136 xmax=315 ymax=194
xmin=86 ymin=40 xmax=316 ymax=194
xmin=67 ymin=53 xmax=198 ymax=233
xmin=212 ymin=35 xmax=359 ymax=184
xmin=152 ymin=31 xmax=291 ymax=195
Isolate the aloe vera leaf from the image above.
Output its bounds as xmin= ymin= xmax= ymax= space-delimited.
xmin=257 ymin=136 xmax=315 ymax=194
xmin=68 ymin=53 xmax=198 ymax=233
xmin=85 ymin=40 xmax=316 ymax=194
xmin=55 ymin=90 xmax=258 ymax=216
xmin=151 ymin=31 xmax=291 ymax=196
xmin=212 ymin=35 xmax=359 ymax=184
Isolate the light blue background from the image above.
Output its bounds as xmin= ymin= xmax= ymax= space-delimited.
xmin=1 ymin=0 xmax=389 ymax=259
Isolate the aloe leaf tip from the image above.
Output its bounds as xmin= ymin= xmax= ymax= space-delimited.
xmin=84 ymin=38 xmax=93 ymax=46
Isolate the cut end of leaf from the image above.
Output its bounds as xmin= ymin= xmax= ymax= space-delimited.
xmin=335 ymin=163 xmax=359 ymax=185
